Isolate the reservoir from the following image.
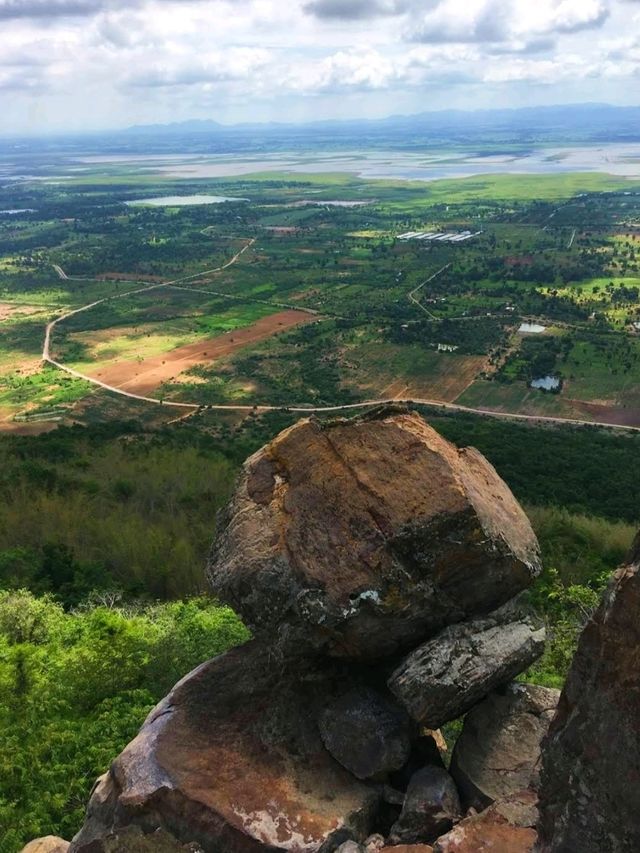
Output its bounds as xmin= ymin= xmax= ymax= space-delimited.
xmin=126 ymin=195 xmax=249 ymax=207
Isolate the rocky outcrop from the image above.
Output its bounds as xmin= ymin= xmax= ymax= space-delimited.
xmin=70 ymin=409 xmax=546 ymax=853
xmin=450 ymin=683 xmax=559 ymax=810
xmin=537 ymin=537 xmax=640 ymax=853
xmin=388 ymin=767 xmax=461 ymax=845
xmin=433 ymin=790 xmax=538 ymax=853
xmin=21 ymin=840 xmax=70 ymax=853
xmin=388 ymin=607 xmax=545 ymax=728
xmin=70 ymin=643 xmax=378 ymax=853
xmin=208 ymin=408 xmax=541 ymax=661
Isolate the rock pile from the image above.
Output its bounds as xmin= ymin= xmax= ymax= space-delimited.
xmin=58 ymin=408 xmax=552 ymax=852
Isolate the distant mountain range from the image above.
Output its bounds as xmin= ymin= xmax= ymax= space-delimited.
xmin=123 ymin=103 xmax=640 ymax=142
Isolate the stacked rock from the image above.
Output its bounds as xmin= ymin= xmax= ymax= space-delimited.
xmin=64 ymin=407 xmax=556 ymax=853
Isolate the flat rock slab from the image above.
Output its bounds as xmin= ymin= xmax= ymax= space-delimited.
xmin=450 ymin=682 xmax=559 ymax=810
xmin=388 ymin=606 xmax=545 ymax=728
xmin=538 ymin=538 xmax=640 ymax=853
xmin=208 ymin=408 xmax=541 ymax=661
xmin=380 ymin=847 xmax=433 ymax=853
xmin=70 ymin=642 xmax=378 ymax=853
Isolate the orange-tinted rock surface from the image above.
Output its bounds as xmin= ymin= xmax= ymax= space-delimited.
xmin=21 ymin=840 xmax=70 ymax=853
xmin=70 ymin=643 xmax=377 ymax=853
xmin=208 ymin=408 xmax=541 ymax=660
xmin=537 ymin=535 xmax=640 ymax=852
xmin=433 ymin=791 xmax=537 ymax=853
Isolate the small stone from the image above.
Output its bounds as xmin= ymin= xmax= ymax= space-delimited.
xmin=364 ymin=834 xmax=385 ymax=852
xmin=319 ymin=685 xmax=412 ymax=779
xmin=335 ymin=843 xmax=364 ymax=853
xmin=389 ymin=766 xmax=462 ymax=845
xmin=388 ymin=605 xmax=545 ymax=728
xmin=21 ymin=839 xmax=70 ymax=853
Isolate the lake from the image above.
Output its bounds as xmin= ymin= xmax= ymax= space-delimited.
xmin=125 ymin=195 xmax=249 ymax=207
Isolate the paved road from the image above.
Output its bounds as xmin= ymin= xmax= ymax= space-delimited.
xmin=42 ymin=241 xmax=640 ymax=433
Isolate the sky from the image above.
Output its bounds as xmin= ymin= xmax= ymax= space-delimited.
xmin=1 ymin=0 xmax=640 ymax=134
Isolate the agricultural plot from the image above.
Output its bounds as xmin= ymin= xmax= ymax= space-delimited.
xmin=1 ymin=157 xmax=640 ymax=427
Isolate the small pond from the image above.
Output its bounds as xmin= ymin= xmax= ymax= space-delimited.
xmin=530 ymin=375 xmax=561 ymax=391
xmin=519 ymin=322 xmax=546 ymax=334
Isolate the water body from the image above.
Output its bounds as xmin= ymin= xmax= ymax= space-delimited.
xmin=531 ymin=375 xmax=561 ymax=391
xmin=126 ymin=195 xmax=249 ymax=207
xmin=123 ymin=143 xmax=640 ymax=182
xmin=519 ymin=322 xmax=547 ymax=334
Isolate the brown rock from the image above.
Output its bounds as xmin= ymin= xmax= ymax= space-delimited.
xmin=21 ymin=839 xmax=70 ymax=853
xmin=433 ymin=791 xmax=537 ymax=853
xmin=388 ymin=606 xmax=545 ymax=728
xmin=208 ymin=408 xmax=541 ymax=661
xmin=70 ymin=642 xmax=378 ymax=853
xmin=537 ymin=538 xmax=640 ymax=853
xmin=450 ymin=682 xmax=560 ymax=810
xmin=380 ymin=847 xmax=433 ymax=853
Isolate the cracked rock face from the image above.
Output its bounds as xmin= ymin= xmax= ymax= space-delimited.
xmin=70 ymin=642 xmax=378 ymax=853
xmin=208 ymin=408 xmax=541 ymax=661
xmin=537 ymin=536 xmax=640 ymax=853
xmin=450 ymin=682 xmax=560 ymax=811
xmin=387 ymin=606 xmax=546 ymax=729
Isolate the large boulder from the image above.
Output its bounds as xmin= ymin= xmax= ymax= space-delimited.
xmin=388 ymin=606 xmax=545 ymax=728
xmin=21 ymin=840 xmax=70 ymax=853
xmin=388 ymin=767 xmax=461 ymax=845
xmin=433 ymin=790 xmax=537 ymax=853
xmin=70 ymin=642 xmax=378 ymax=853
xmin=319 ymin=686 xmax=412 ymax=780
xmin=537 ymin=537 xmax=640 ymax=853
xmin=208 ymin=408 xmax=541 ymax=661
xmin=450 ymin=683 xmax=560 ymax=810
xmin=69 ymin=827 xmax=202 ymax=851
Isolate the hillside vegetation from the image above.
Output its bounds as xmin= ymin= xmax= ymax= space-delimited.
xmin=0 ymin=414 xmax=637 ymax=849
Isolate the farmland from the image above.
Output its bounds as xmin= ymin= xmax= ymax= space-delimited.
xmin=1 ymin=152 xmax=640 ymax=429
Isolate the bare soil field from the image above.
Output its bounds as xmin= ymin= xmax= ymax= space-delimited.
xmin=567 ymin=399 xmax=640 ymax=428
xmin=0 ymin=302 xmax=43 ymax=320
xmin=86 ymin=310 xmax=314 ymax=395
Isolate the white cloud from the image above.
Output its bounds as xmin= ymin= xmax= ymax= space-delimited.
xmin=0 ymin=0 xmax=638 ymax=133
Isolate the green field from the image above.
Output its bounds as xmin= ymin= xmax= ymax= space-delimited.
xmin=1 ymin=157 xmax=640 ymax=427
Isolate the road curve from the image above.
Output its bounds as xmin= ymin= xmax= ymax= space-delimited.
xmin=42 ymin=241 xmax=640 ymax=433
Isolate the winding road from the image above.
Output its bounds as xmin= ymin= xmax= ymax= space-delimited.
xmin=41 ymin=241 xmax=640 ymax=433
